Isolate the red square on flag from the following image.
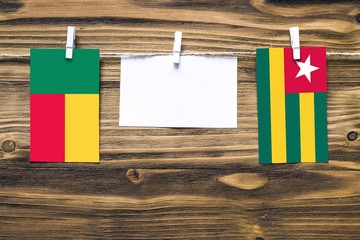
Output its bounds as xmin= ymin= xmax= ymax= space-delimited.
xmin=284 ymin=47 xmax=327 ymax=93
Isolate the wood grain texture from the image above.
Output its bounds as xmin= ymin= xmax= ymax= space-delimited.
xmin=0 ymin=0 xmax=359 ymax=239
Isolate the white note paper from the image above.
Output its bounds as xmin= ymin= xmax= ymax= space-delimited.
xmin=119 ymin=55 xmax=237 ymax=128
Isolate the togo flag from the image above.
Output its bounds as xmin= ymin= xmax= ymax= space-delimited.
xmin=256 ymin=47 xmax=328 ymax=164
xmin=30 ymin=49 xmax=100 ymax=163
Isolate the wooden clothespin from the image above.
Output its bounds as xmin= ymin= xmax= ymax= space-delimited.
xmin=66 ymin=26 xmax=76 ymax=59
xmin=173 ymin=31 xmax=182 ymax=64
xmin=290 ymin=27 xmax=300 ymax=60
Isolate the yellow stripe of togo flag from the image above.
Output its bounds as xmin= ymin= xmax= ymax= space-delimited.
xmin=65 ymin=94 xmax=99 ymax=162
xmin=269 ymin=48 xmax=287 ymax=164
xmin=299 ymin=93 xmax=316 ymax=162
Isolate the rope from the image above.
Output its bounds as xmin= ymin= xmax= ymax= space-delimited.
xmin=1 ymin=51 xmax=359 ymax=58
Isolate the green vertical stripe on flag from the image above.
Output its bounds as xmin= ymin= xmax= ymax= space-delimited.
xmin=256 ymin=49 xmax=272 ymax=164
xmin=314 ymin=92 xmax=328 ymax=162
xmin=285 ymin=93 xmax=301 ymax=163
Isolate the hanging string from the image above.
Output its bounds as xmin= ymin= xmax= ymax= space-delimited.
xmin=102 ymin=51 xmax=257 ymax=57
xmin=0 ymin=51 xmax=360 ymax=58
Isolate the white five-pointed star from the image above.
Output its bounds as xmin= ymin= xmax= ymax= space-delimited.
xmin=295 ymin=55 xmax=319 ymax=83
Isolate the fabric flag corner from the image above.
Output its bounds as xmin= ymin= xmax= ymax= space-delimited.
xmin=256 ymin=47 xmax=328 ymax=164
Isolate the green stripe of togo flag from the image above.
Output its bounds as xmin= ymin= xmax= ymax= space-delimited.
xmin=285 ymin=93 xmax=301 ymax=163
xmin=256 ymin=48 xmax=272 ymax=164
xmin=314 ymin=92 xmax=328 ymax=162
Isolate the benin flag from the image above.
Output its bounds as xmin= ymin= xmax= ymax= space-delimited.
xmin=30 ymin=49 xmax=100 ymax=162
xmin=256 ymin=47 xmax=328 ymax=164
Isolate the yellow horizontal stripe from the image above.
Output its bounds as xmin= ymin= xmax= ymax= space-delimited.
xmin=65 ymin=94 xmax=99 ymax=162
xmin=269 ymin=48 xmax=287 ymax=164
xmin=299 ymin=93 xmax=316 ymax=163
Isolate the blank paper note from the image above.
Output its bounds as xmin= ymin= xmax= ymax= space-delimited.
xmin=119 ymin=55 xmax=237 ymax=128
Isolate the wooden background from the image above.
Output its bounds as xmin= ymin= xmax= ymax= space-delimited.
xmin=0 ymin=0 xmax=360 ymax=239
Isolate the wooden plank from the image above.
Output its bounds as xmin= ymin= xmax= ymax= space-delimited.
xmin=0 ymin=167 xmax=360 ymax=239
xmin=0 ymin=0 xmax=359 ymax=239
xmin=0 ymin=1 xmax=359 ymax=54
